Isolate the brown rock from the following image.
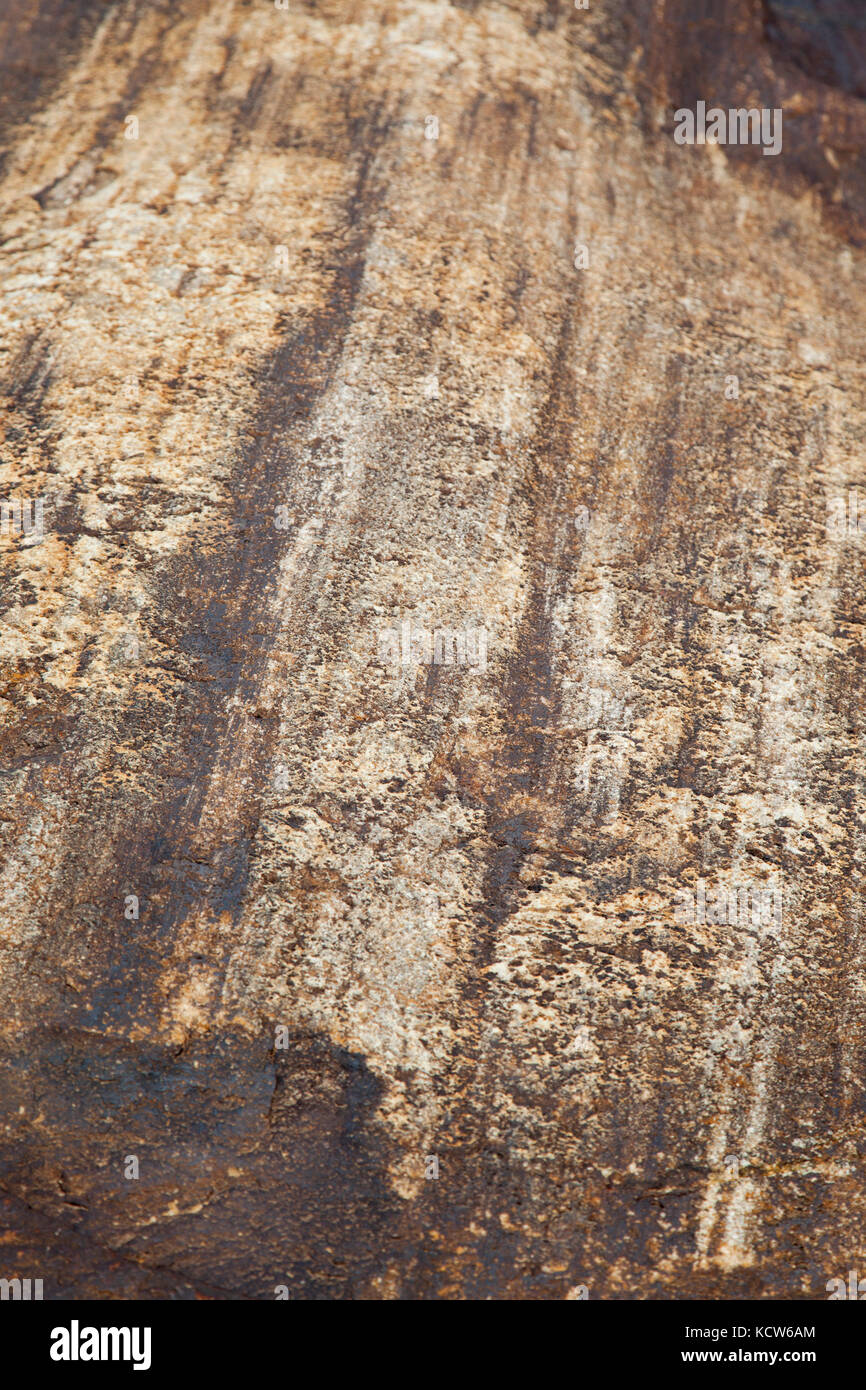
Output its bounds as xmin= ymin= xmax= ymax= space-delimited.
xmin=0 ymin=0 xmax=864 ymax=1300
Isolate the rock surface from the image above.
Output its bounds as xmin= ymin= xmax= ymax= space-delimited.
xmin=0 ymin=0 xmax=864 ymax=1299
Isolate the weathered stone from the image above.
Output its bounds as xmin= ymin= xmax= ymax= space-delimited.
xmin=0 ymin=0 xmax=864 ymax=1299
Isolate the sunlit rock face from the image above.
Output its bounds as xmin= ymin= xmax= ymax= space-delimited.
xmin=0 ymin=0 xmax=864 ymax=1299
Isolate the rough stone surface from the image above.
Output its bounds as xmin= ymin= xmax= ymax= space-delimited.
xmin=0 ymin=0 xmax=864 ymax=1299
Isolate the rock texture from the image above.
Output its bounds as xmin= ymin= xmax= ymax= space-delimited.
xmin=0 ymin=0 xmax=864 ymax=1299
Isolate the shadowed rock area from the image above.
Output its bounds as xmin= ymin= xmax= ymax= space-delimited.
xmin=0 ymin=0 xmax=864 ymax=1299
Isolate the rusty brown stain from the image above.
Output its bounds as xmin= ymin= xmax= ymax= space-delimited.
xmin=0 ymin=0 xmax=865 ymax=1300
